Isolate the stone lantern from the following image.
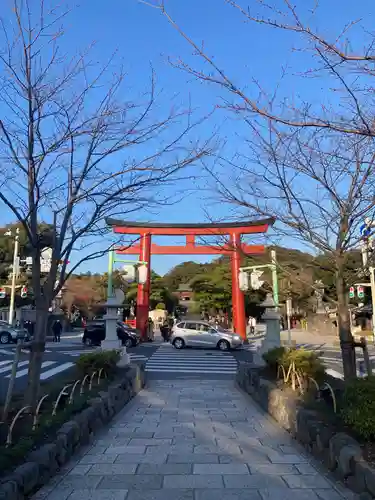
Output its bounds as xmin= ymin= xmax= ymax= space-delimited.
xmin=254 ymin=293 xmax=281 ymax=365
xmin=102 ymin=288 xmax=130 ymax=367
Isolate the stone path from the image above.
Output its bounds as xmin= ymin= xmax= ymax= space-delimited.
xmin=33 ymin=380 xmax=357 ymax=500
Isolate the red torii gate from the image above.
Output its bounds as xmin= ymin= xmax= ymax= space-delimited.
xmin=106 ymin=219 xmax=274 ymax=341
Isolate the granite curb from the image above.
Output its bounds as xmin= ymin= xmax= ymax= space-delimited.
xmin=0 ymin=363 xmax=145 ymax=500
xmin=237 ymin=362 xmax=374 ymax=499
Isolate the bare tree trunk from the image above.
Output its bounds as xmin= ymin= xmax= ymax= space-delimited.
xmin=25 ymin=301 xmax=49 ymax=411
xmin=336 ymin=266 xmax=356 ymax=379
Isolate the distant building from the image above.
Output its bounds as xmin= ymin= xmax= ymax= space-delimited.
xmin=176 ymin=284 xmax=194 ymax=303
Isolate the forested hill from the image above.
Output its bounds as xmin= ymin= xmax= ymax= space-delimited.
xmin=162 ymin=246 xmax=362 ymax=311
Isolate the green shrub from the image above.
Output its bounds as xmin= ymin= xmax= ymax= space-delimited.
xmin=285 ymin=348 xmax=325 ymax=382
xmin=262 ymin=346 xmax=324 ymax=381
xmin=262 ymin=346 xmax=287 ymax=374
xmin=341 ymin=377 xmax=375 ymax=440
xmin=75 ymin=350 xmax=120 ymax=377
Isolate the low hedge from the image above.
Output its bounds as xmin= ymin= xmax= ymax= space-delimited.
xmin=75 ymin=350 xmax=120 ymax=377
xmin=262 ymin=345 xmax=325 ymax=382
xmin=341 ymin=376 xmax=375 ymax=441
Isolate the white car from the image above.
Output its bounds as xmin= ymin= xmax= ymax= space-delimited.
xmin=169 ymin=320 xmax=243 ymax=351
xmin=0 ymin=321 xmax=30 ymax=344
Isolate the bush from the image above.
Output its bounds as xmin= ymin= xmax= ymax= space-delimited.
xmin=262 ymin=346 xmax=324 ymax=381
xmin=75 ymin=350 xmax=120 ymax=377
xmin=285 ymin=348 xmax=325 ymax=382
xmin=262 ymin=346 xmax=287 ymax=374
xmin=341 ymin=377 xmax=375 ymax=440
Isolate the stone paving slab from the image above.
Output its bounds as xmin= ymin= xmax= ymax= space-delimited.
xmin=31 ymin=379 xmax=358 ymax=500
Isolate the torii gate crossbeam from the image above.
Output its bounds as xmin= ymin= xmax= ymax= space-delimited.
xmin=106 ymin=218 xmax=274 ymax=341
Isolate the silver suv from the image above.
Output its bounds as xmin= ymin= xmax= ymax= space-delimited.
xmin=170 ymin=321 xmax=243 ymax=351
xmin=0 ymin=321 xmax=30 ymax=344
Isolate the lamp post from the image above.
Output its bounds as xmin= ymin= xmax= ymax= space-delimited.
xmin=103 ymin=249 xmax=147 ymax=365
xmin=5 ymin=228 xmax=20 ymax=326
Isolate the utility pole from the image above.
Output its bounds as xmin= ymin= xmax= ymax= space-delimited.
xmin=359 ymin=221 xmax=375 ymax=342
xmin=5 ymin=228 xmax=20 ymax=326
xmin=270 ymin=250 xmax=279 ymax=308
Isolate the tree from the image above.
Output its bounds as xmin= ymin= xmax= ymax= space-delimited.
xmin=144 ymin=0 xmax=375 ymax=379
xmin=0 ymin=0 xmax=210 ymax=408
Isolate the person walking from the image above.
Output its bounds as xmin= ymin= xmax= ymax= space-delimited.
xmin=52 ymin=319 xmax=62 ymax=342
xmin=248 ymin=316 xmax=256 ymax=335
xmin=160 ymin=319 xmax=169 ymax=342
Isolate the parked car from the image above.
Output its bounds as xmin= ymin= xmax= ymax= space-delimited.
xmin=0 ymin=322 xmax=30 ymax=344
xmin=169 ymin=320 xmax=243 ymax=351
xmin=82 ymin=320 xmax=140 ymax=347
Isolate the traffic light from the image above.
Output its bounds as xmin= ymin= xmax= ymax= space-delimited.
xmin=0 ymin=287 xmax=5 ymax=299
xmin=357 ymin=285 xmax=364 ymax=299
xmin=20 ymin=286 xmax=28 ymax=298
xmin=349 ymin=286 xmax=355 ymax=299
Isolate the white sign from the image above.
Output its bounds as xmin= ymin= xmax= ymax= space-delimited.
xmin=250 ymin=270 xmax=264 ymax=290
xmin=137 ymin=264 xmax=148 ymax=285
xmin=239 ymin=270 xmax=249 ymax=291
xmin=122 ymin=265 xmax=137 ymax=283
xmin=40 ymin=247 xmax=52 ymax=273
xmin=286 ymin=298 xmax=292 ymax=317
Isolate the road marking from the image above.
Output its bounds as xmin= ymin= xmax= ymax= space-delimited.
xmin=0 ymin=360 xmax=28 ymax=374
xmin=0 ymin=360 xmax=12 ymax=368
xmin=145 ymin=368 xmax=238 ymax=374
xmin=40 ymin=362 xmax=74 ymax=380
xmin=325 ymin=368 xmax=344 ymax=380
xmin=145 ymin=346 xmax=238 ymax=375
xmin=8 ymin=361 xmax=56 ymax=379
xmin=0 ymin=348 xmax=13 ymax=355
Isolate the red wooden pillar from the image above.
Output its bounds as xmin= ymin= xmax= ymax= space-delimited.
xmin=230 ymin=232 xmax=246 ymax=340
xmin=137 ymin=233 xmax=151 ymax=341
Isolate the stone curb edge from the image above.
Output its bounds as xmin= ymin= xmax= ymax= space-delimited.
xmin=237 ymin=363 xmax=375 ymax=500
xmin=0 ymin=363 xmax=145 ymax=500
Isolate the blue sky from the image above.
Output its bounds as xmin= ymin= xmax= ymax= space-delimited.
xmin=1 ymin=0 xmax=373 ymax=275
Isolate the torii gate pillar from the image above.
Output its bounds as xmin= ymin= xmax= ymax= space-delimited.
xmin=230 ymin=232 xmax=246 ymax=339
xmin=137 ymin=233 xmax=151 ymax=340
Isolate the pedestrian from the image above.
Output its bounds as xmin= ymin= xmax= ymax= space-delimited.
xmin=52 ymin=319 xmax=62 ymax=342
xmin=147 ymin=317 xmax=154 ymax=341
xmin=161 ymin=319 xmax=169 ymax=342
xmin=248 ymin=316 xmax=256 ymax=335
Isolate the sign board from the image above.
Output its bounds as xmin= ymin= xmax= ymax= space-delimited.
xmin=239 ymin=270 xmax=249 ymax=291
xmin=250 ymin=270 xmax=264 ymax=290
xmin=40 ymin=247 xmax=52 ymax=273
xmin=286 ymin=298 xmax=292 ymax=317
xmin=122 ymin=264 xmax=137 ymax=283
xmin=137 ymin=264 xmax=148 ymax=285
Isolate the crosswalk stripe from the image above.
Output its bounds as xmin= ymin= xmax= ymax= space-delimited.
xmin=0 ymin=360 xmax=28 ymax=374
xmin=144 ymin=346 xmax=238 ymax=375
xmin=0 ymin=360 xmax=12 ymax=368
xmin=0 ymin=348 xmax=12 ymax=355
xmin=0 ymin=360 xmax=74 ymax=381
xmin=7 ymin=361 xmax=56 ymax=379
xmin=40 ymin=362 xmax=74 ymax=380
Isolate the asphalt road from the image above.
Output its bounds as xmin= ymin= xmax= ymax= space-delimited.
xmin=0 ymin=329 xmax=372 ymax=402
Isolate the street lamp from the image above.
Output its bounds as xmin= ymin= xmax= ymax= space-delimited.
xmin=5 ymin=228 xmax=20 ymax=325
